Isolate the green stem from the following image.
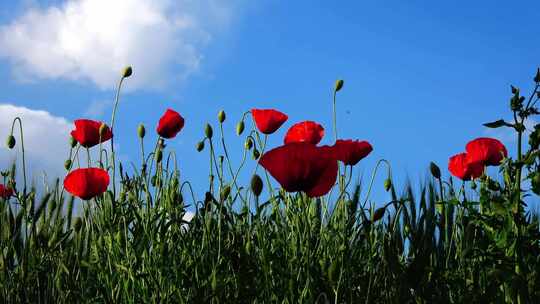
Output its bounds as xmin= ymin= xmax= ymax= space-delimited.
xmin=109 ymin=76 xmax=127 ymax=198
xmin=10 ymin=117 xmax=27 ymax=194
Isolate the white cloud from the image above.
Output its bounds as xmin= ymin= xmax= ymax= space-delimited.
xmin=0 ymin=0 xmax=238 ymax=90
xmin=0 ymin=104 xmax=72 ymax=185
xmin=84 ymin=100 xmax=110 ymax=119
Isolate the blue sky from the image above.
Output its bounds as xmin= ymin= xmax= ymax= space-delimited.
xmin=0 ymin=0 xmax=539 ymax=207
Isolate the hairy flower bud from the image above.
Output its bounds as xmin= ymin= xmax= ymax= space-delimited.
xmin=245 ymin=138 xmax=253 ymax=150
xmin=250 ymin=174 xmax=263 ymax=197
xmin=252 ymin=149 xmax=260 ymax=160
xmin=138 ymin=124 xmax=146 ymax=139
xmin=384 ymin=178 xmax=392 ymax=192
xmin=69 ymin=136 xmax=77 ymax=148
xmin=218 ymin=110 xmax=226 ymax=123
xmin=372 ymin=207 xmax=386 ymax=222
xmin=196 ymin=141 xmax=205 ymax=152
xmin=534 ymin=68 xmax=540 ymax=83
xmin=6 ymin=135 xmax=15 ymax=149
xmin=99 ymin=123 xmax=108 ymax=137
xmin=122 ymin=66 xmax=133 ymax=78
xmin=236 ymin=121 xmax=245 ymax=136
xmin=64 ymin=159 xmax=72 ymax=171
xmin=334 ymin=79 xmax=344 ymax=92
xmin=430 ymin=162 xmax=441 ymax=179
xmin=205 ymin=123 xmax=213 ymax=139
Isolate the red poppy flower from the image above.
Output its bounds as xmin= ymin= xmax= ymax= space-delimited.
xmin=465 ymin=137 xmax=507 ymax=166
xmin=259 ymin=142 xmax=338 ymax=197
xmin=64 ymin=168 xmax=110 ymax=200
xmin=448 ymin=153 xmax=484 ymax=181
xmin=70 ymin=119 xmax=113 ymax=148
xmin=157 ymin=109 xmax=185 ymax=139
xmin=251 ymin=109 xmax=288 ymax=135
xmin=331 ymin=139 xmax=373 ymax=166
xmin=0 ymin=184 xmax=13 ymax=199
xmin=284 ymin=121 xmax=325 ymax=145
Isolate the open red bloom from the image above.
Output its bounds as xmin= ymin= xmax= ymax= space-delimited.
xmin=465 ymin=137 xmax=507 ymax=166
xmin=157 ymin=109 xmax=185 ymax=139
xmin=448 ymin=153 xmax=484 ymax=181
xmin=251 ymin=109 xmax=288 ymax=135
xmin=70 ymin=119 xmax=113 ymax=148
xmin=331 ymin=139 xmax=373 ymax=166
xmin=0 ymin=184 xmax=13 ymax=199
xmin=64 ymin=168 xmax=110 ymax=200
xmin=284 ymin=121 xmax=325 ymax=145
xmin=259 ymin=142 xmax=338 ymax=197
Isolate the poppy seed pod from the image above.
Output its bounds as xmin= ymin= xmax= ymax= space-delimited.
xmin=430 ymin=162 xmax=441 ymax=179
xmin=236 ymin=121 xmax=245 ymax=135
xmin=250 ymin=174 xmax=263 ymax=197
xmin=122 ymin=66 xmax=133 ymax=78
xmin=372 ymin=207 xmax=386 ymax=222
xmin=335 ymin=79 xmax=344 ymax=92
xmin=138 ymin=124 xmax=146 ymax=139
xmin=64 ymin=159 xmax=72 ymax=171
xmin=196 ymin=141 xmax=205 ymax=152
xmin=384 ymin=178 xmax=392 ymax=192
xmin=218 ymin=110 xmax=226 ymax=123
xmin=205 ymin=123 xmax=213 ymax=139
xmin=6 ymin=135 xmax=15 ymax=149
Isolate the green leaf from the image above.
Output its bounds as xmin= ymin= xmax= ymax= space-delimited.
xmin=483 ymin=119 xmax=511 ymax=128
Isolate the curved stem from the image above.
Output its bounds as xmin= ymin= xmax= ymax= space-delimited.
xmin=362 ymin=159 xmax=392 ymax=209
xmin=109 ymin=76 xmax=127 ymax=198
xmin=10 ymin=117 xmax=27 ymax=194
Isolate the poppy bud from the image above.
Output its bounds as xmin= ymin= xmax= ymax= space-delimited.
xmin=250 ymin=174 xmax=263 ymax=197
xmin=218 ymin=110 xmax=226 ymax=123
xmin=69 ymin=136 xmax=77 ymax=148
xmin=334 ymin=79 xmax=344 ymax=92
xmin=64 ymin=159 xmax=72 ymax=171
xmin=99 ymin=123 xmax=108 ymax=137
xmin=252 ymin=148 xmax=260 ymax=160
xmin=6 ymin=135 xmax=15 ymax=149
xmin=73 ymin=217 xmax=83 ymax=232
xmin=196 ymin=141 xmax=205 ymax=152
xmin=534 ymin=68 xmax=540 ymax=83
xmin=471 ymin=180 xmax=477 ymax=190
xmin=372 ymin=207 xmax=386 ymax=222
xmin=151 ymin=176 xmax=157 ymax=187
xmin=220 ymin=185 xmax=231 ymax=201
xmin=511 ymin=85 xmax=518 ymax=94
xmin=529 ymin=125 xmax=540 ymax=149
xmin=236 ymin=121 xmax=245 ymax=135
xmin=155 ymin=149 xmax=163 ymax=163
xmin=205 ymin=123 xmax=213 ymax=139
xmin=122 ymin=66 xmax=133 ymax=78
xmin=430 ymin=162 xmax=441 ymax=179
xmin=138 ymin=124 xmax=146 ymax=139
xmin=384 ymin=178 xmax=392 ymax=192
xmin=245 ymin=138 xmax=253 ymax=150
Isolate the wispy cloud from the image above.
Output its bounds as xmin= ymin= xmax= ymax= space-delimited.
xmin=0 ymin=0 xmax=239 ymax=90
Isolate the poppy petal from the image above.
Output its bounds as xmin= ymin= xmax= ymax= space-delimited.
xmin=251 ymin=109 xmax=288 ymax=135
xmin=157 ymin=108 xmax=185 ymax=139
xmin=284 ymin=121 xmax=325 ymax=145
